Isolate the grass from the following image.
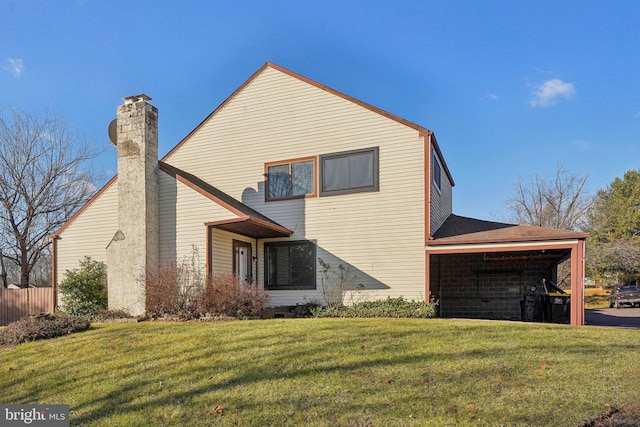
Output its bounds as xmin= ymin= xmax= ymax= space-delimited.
xmin=1 ymin=318 xmax=639 ymax=426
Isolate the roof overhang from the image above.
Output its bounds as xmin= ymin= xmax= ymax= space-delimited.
xmin=206 ymin=216 xmax=293 ymax=239
xmin=428 ymin=214 xmax=588 ymax=254
xmin=426 ymin=238 xmax=584 ymax=254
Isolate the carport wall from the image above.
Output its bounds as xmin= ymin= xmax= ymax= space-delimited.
xmin=430 ymin=253 xmax=555 ymax=320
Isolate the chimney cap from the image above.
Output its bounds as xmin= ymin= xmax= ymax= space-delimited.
xmin=122 ymin=94 xmax=152 ymax=104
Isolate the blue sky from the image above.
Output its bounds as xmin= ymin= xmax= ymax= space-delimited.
xmin=1 ymin=0 xmax=639 ymax=221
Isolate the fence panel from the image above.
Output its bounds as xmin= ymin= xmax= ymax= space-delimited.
xmin=0 ymin=288 xmax=52 ymax=326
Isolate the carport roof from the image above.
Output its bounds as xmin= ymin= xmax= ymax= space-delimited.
xmin=429 ymin=214 xmax=588 ymax=246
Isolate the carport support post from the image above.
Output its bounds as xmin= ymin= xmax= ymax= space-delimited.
xmin=570 ymin=240 xmax=586 ymax=326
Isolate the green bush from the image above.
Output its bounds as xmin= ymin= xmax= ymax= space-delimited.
xmin=312 ymin=297 xmax=438 ymax=318
xmin=0 ymin=314 xmax=90 ymax=346
xmin=292 ymin=302 xmax=323 ymax=318
xmin=58 ymin=257 xmax=107 ymax=317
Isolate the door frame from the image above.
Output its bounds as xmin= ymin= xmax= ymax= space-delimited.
xmin=232 ymin=240 xmax=253 ymax=285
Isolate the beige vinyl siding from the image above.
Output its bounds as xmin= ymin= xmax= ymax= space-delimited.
xmin=57 ymin=171 xmax=243 ymax=297
xmin=166 ymin=66 xmax=427 ymax=306
xmin=55 ymin=181 xmax=118 ymax=289
xmin=210 ymin=229 xmax=254 ymax=276
xmin=158 ymin=171 xmax=240 ymax=268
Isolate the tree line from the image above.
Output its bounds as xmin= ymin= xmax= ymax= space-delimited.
xmin=507 ymin=164 xmax=640 ymax=286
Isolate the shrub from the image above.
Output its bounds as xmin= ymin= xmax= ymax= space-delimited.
xmin=58 ymin=257 xmax=107 ymax=317
xmin=312 ymin=297 xmax=439 ymax=318
xmin=91 ymin=309 xmax=135 ymax=323
xmin=318 ymin=258 xmax=356 ymax=307
xmin=292 ymin=302 xmax=323 ymax=318
xmin=0 ymin=314 xmax=90 ymax=346
xmin=201 ymin=273 xmax=268 ymax=318
xmin=146 ymin=261 xmax=204 ymax=319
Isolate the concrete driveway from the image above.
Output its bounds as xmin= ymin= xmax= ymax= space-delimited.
xmin=585 ymin=307 xmax=640 ymax=328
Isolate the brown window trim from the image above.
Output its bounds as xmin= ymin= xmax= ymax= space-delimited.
xmin=264 ymin=156 xmax=317 ymax=202
xmin=232 ymin=239 xmax=253 ymax=284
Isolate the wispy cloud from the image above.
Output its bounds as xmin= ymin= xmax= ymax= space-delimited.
xmin=530 ymin=78 xmax=575 ymax=107
xmin=570 ymin=139 xmax=593 ymax=151
xmin=488 ymin=93 xmax=498 ymax=101
xmin=2 ymin=58 xmax=25 ymax=77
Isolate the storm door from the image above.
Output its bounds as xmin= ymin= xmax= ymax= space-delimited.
xmin=233 ymin=240 xmax=253 ymax=286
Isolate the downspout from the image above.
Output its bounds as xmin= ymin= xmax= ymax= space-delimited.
xmin=205 ymin=225 xmax=212 ymax=281
xmin=426 ymin=132 xmax=433 ymax=241
xmin=424 ymin=132 xmax=433 ymax=303
xmin=50 ymin=235 xmax=59 ymax=313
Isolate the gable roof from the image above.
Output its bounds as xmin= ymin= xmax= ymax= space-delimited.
xmin=162 ymin=62 xmax=455 ymax=186
xmin=54 ymin=63 xmax=454 ymax=238
xmin=429 ymin=214 xmax=588 ymax=245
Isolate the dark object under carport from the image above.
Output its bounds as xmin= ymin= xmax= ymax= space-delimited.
xmin=540 ymin=279 xmax=570 ymax=324
xmin=521 ymin=285 xmax=541 ymax=321
xmin=541 ymin=293 xmax=571 ymax=323
xmin=521 ymin=279 xmax=571 ymax=324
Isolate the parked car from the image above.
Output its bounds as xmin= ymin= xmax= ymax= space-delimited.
xmin=608 ymin=285 xmax=640 ymax=308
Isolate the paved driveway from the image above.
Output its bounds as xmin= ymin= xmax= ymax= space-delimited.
xmin=585 ymin=307 xmax=640 ymax=328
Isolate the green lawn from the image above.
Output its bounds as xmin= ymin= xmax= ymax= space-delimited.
xmin=1 ymin=318 xmax=638 ymax=426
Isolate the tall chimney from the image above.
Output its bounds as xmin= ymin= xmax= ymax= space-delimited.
xmin=106 ymin=94 xmax=159 ymax=316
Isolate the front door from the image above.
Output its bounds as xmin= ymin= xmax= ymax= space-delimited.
xmin=233 ymin=240 xmax=253 ymax=286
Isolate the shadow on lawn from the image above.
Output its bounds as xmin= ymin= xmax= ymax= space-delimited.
xmin=69 ymin=324 xmax=594 ymax=424
xmin=4 ymin=320 xmax=637 ymax=425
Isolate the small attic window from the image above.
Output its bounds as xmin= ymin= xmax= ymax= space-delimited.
xmin=433 ymin=152 xmax=442 ymax=193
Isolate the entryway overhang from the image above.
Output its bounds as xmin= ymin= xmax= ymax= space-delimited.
xmin=159 ymin=161 xmax=294 ymax=239
xmin=426 ymin=215 xmax=588 ymax=325
xmin=206 ymin=216 xmax=292 ymax=239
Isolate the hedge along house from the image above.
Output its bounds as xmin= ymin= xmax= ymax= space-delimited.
xmin=50 ymin=63 xmax=587 ymax=324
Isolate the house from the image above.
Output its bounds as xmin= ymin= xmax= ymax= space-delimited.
xmin=50 ymin=63 xmax=587 ymax=324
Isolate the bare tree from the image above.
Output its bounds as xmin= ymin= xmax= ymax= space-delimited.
xmin=505 ymin=164 xmax=593 ymax=287
xmin=0 ymin=108 xmax=102 ymax=287
xmin=506 ymin=164 xmax=592 ymax=230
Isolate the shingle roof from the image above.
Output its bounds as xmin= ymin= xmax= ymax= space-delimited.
xmin=429 ymin=214 xmax=588 ymax=245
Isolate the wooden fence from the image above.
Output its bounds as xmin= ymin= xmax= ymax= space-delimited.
xmin=0 ymin=287 xmax=52 ymax=326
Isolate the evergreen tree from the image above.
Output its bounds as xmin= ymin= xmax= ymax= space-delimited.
xmin=586 ymin=169 xmax=640 ymax=285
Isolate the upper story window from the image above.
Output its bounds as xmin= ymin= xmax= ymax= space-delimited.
xmin=266 ymin=157 xmax=316 ymax=201
xmin=319 ymin=147 xmax=379 ymax=196
xmin=433 ymin=152 xmax=442 ymax=193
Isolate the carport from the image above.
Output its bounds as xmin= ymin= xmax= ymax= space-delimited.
xmin=426 ymin=215 xmax=588 ymax=326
